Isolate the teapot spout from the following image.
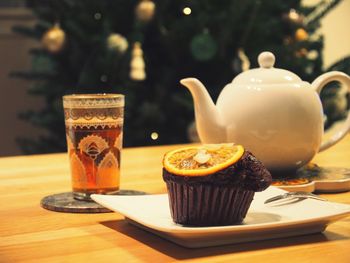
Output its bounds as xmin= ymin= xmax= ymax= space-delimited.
xmin=180 ymin=78 xmax=226 ymax=143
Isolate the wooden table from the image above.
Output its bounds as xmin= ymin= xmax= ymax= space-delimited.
xmin=1 ymin=138 xmax=350 ymax=263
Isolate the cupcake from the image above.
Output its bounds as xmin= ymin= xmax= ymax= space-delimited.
xmin=162 ymin=144 xmax=272 ymax=226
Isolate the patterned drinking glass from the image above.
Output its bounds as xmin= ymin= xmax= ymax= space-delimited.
xmin=63 ymin=94 xmax=124 ymax=201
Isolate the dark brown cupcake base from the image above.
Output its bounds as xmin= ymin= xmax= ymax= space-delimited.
xmin=163 ymin=150 xmax=271 ymax=226
xmin=165 ymin=181 xmax=255 ymax=226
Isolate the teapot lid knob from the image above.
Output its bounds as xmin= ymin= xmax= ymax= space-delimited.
xmin=258 ymin=51 xmax=275 ymax=68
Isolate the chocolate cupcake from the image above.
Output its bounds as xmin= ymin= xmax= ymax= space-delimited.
xmin=162 ymin=144 xmax=272 ymax=226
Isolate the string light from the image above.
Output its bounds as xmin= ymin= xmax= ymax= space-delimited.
xmin=151 ymin=132 xmax=159 ymax=140
xmin=288 ymin=9 xmax=299 ymax=21
xmin=183 ymin=7 xmax=191 ymax=15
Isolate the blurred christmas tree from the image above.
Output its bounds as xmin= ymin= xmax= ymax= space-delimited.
xmin=11 ymin=0 xmax=349 ymax=154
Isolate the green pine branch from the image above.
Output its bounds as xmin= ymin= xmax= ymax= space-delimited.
xmin=10 ymin=0 xmax=347 ymax=153
xmin=12 ymin=25 xmax=42 ymax=39
xmin=305 ymin=0 xmax=343 ymax=26
xmin=9 ymin=71 xmax=55 ymax=80
xmin=326 ymin=56 xmax=350 ymax=72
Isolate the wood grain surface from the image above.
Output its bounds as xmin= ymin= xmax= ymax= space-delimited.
xmin=1 ymin=139 xmax=350 ymax=263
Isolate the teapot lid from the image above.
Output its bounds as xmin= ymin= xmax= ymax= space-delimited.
xmin=232 ymin=51 xmax=302 ymax=85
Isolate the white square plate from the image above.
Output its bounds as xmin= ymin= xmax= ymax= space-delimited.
xmin=91 ymin=187 xmax=350 ymax=248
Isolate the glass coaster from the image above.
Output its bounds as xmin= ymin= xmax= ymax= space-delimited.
xmin=298 ymin=165 xmax=350 ymax=181
xmin=40 ymin=190 xmax=148 ymax=213
xmin=272 ymin=164 xmax=350 ymax=193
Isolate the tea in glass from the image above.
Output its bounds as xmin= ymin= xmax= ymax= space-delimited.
xmin=63 ymin=94 xmax=124 ymax=201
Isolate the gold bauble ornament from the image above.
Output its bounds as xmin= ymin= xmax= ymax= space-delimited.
xmin=42 ymin=23 xmax=66 ymax=53
xmin=107 ymin=33 xmax=128 ymax=53
xmin=135 ymin=0 xmax=155 ymax=22
xmin=295 ymin=28 xmax=308 ymax=41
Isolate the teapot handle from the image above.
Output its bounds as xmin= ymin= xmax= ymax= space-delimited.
xmin=312 ymin=71 xmax=350 ymax=152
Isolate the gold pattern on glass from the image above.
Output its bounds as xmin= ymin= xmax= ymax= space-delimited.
xmin=70 ymin=152 xmax=87 ymax=185
xmin=66 ymin=135 xmax=74 ymax=151
xmin=114 ymin=132 xmax=123 ymax=149
xmin=78 ymin=134 xmax=109 ymax=159
xmin=97 ymin=151 xmax=119 ymax=187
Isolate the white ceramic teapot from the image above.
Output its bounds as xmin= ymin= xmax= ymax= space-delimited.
xmin=181 ymin=51 xmax=350 ymax=172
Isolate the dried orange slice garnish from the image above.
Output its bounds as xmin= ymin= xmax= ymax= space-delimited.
xmin=272 ymin=178 xmax=310 ymax=186
xmin=163 ymin=144 xmax=244 ymax=176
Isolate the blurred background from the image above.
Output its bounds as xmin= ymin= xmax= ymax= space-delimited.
xmin=0 ymin=0 xmax=349 ymax=156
